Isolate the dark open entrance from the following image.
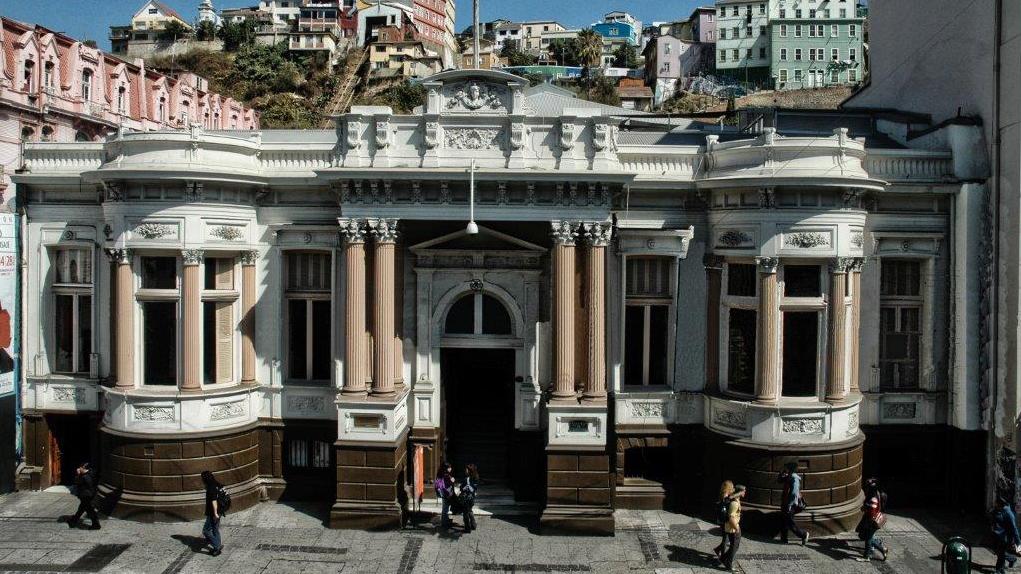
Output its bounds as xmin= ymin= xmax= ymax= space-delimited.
xmin=46 ymin=414 xmax=94 ymax=487
xmin=441 ymin=348 xmax=516 ymax=483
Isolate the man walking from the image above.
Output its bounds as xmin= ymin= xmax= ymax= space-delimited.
xmin=201 ymin=471 xmax=224 ymax=556
xmin=721 ymin=484 xmax=746 ymax=571
xmin=68 ymin=462 xmax=100 ymax=530
xmin=779 ymin=462 xmax=809 ymax=545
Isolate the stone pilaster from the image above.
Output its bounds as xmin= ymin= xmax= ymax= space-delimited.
xmin=181 ymin=249 xmax=204 ymax=391
xmin=704 ymin=254 xmax=725 ymax=394
xmin=370 ymin=218 xmax=399 ymax=396
xmin=240 ymin=251 xmax=257 ymax=384
xmin=582 ymin=222 xmax=611 ymax=403
xmin=106 ymin=249 xmax=134 ymax=390
xmin=550 ymin=220 xmax=578 ymax=402
xmin=755 ymin=256 xmax=779 ymax=403
xmin=826 ymin=258 xmax=853 ymax=403
xmin=340 ymin=218 xmax=368 ymax=395
xmin=849 ymin=258 xmax=864 ymax=393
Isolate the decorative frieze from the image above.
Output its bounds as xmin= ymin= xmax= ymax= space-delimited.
xmin=134 ymin=223 xmax=174 ymax=239
xmin=784 ymin=231 xmax=830 ymax=249
xmin=445 ymin=81 xmax=506 ymax=112
xmin=210 ymin=225 xmax=244 ymax=241
xmin=717 ymin=230 xmax=753 ymax=248
xmin=134 ymin=405 xmax=176 ymax=422
xmin=712 ymin=406 xmax=746 ymax=430
xmin=882 ymin=402 xmax=917 ymax=420
xmin=629 ymin=402 xmax=665 ymax=418
xmin=51 ymin=386 xmax=87 ymax=404
xmin=288 ymin=395 xmax=326 ymax=416
xmin=210 ymin=400 xmax=246 ymax=421
xmin=444 ymin=127 xmax=504 ymax=150
xmin=850 ymin=230 xmax=864 ymax=248
xmin=781 ymin=417 xmax=825 ymax=434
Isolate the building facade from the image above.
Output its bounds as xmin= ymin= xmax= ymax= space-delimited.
xmin=715 ymin=0 xmax=770 ymax=82
xmin=519 ymin=21 xmax=565 ymax=55
xmin=12 ymin=69 xmax=985 ymax=532
xmin=769 ymin=1 xmax=865 ymax=89
xmin=689 ymin=6 xmax=718 ymax=43
xmin=109 ymin=1 xmax=196 ymax=59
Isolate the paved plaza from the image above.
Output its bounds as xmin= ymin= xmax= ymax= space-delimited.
xmin=0 ymin=490 xmax=1000 ymax=573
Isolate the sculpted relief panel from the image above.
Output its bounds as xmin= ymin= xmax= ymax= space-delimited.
xmin=443 ymin=81 xmax=508 ymax=114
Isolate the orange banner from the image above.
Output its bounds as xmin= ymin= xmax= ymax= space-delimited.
xmin=413 ymin=445 xmax=425 ymax=504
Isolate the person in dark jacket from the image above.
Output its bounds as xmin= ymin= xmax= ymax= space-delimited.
xmin=460 ymin=464 xmax=479 ymax=533
xmin=434 ymin=462 xmax=456 ymax=528
xmin=68 ymin=462 xmax=100 ymax=530
xmin=201 ymin=471 xmax=224 ymax=556
xmin=992 ymin=495 xmax=1021 ymax=574
xmin=778 ymin=462 xmax=808 ymax=545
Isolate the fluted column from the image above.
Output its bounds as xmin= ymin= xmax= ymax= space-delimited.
xmin=107 ymin=249 xmax=134 ymax=390
xmin=704 ymin=254 xmax=725 ymax=394
xmin=240 ymin=251 xmax=257 ymax=384
xmin=370 ymin=218 xmax=399 ymax=397
xmin=755 ymin=256 xmax=780 ymax=403
xmin=826 ymin=258 xmax=852 ymax=402
xmin=181 ymin=249 xmax=204 ymax=392
xmin=582 ymin=222 xmax=611 ymax=402
xmin=849 ymin=258 xmax=864 ymax=393
xmin=340 ymin=218 xmax=367 ymax=395
xmin=551 ymin=220 xmax=578 ymax=402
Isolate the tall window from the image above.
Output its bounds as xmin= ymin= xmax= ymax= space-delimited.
xmin=879 ymin=260 xmax=922 ymax=390
xmin=624 ymin=257 xmax=673 ymax=386
xmin=831 ymin=24 xmax=839 ymax=37
xmin=848 ymin=68 xmax=857 ymax=82
xmin=832 ymin=48 xmax=839 ymax=61
xmin=203 ymin=257 xmax=237 ymax=385
xmin=780 ymin=48 xmax=788 ymax=61
xmin=779 ymin=68 xmax=788 ymax=82
xmin=795 ymin=25 xmax=802 ymax=37
xmin=81 ymin=69 xmax=92 ymax=101
xmin=53 ymin=248 xmax=93 ymax=374
xmin=724 ymin=263 xmax=757 ymax=395
xmin=23 ymin=60 xmax=35 ymax=92
xmin=849 ymin=24 xmax=858 ymax=36
xmin=780 ymin=264 xmax=824 ymax=397
xmin=138 ymin=256 xmax=179 ymax=385
xmin=285 ymin=252 xmax=331 ymax=382
xmin=117 ymin=86 xmax=126 ymax=113
xmin=43 ymin=62 xmax=54 ymax=90
xmin=780 ymin=24 xmax=787 ymax=37
xmin=849 ymin=48 xmax=857 ymax=61
xmin=158 ymin=96 xmax=166 ymax=122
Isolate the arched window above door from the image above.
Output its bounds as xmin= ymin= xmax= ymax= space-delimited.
xmin=444 ymin=292 xmax=512 ymax=336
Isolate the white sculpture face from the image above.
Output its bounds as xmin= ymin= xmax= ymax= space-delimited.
xmin=468 ymin=83 xmax=481 ymax=101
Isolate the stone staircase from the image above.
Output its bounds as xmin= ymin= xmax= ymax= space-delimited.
xmin=319 ymin=47 xmax=369 ymax=127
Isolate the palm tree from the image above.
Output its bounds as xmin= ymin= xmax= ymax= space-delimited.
xmin=575 ymin=29 xmax=603 ymax=81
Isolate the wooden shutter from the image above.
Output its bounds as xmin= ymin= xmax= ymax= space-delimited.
xmin=215 ymin=301 xmax=233 ymax=384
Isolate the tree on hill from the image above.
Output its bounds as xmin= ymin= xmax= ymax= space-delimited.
xmin=587 ymin=76 xmax=619 ymax=106
xmin=546 ymin=38 xmax=580 ymax=66
xmin=500 ymin=41 xmax=538 ymax=67
xmin=159 ymin=20 xmax=191 ymax=43
xmin=612 ymin=44 xmax=638 ymax=69
xmin=196 ymin=20 xmax=217 ymax=41
xmin=218 ymin=19 xmax=257 ymax=52
xmin=575 ymin=29 xmax=603 ymax=80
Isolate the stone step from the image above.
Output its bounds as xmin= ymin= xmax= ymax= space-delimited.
xmin=417 ymin=496 xmax=537 ymax=517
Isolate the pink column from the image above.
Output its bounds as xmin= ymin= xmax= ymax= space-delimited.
xmin=106 ymin=249 xmax=134 ymax=390
xmin=755 ymin=256 xmax=780 ymax=404
xmin=240 ymin=251 xmax=257 ymax=384
xmin=551 ymin=220 xmax=578 ymax=402
xmin=582 ymin=222 xmax=611 ymax=402
xmin=826 ymin=259 xmax=851 ymax=403
xmin=181 ymin=249 xmax=204 ymax=392
xmin=340 ymin=219 xmax=368 ymax=395
xmin=370 ymin=218 xmax=399 ymax=396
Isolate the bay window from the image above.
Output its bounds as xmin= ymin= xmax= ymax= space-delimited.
xmin=138 ymin=256 xmax=179 ymax=386
xmin=52 ymin=247 xmax=93 ymax=375
xmin=285 ymin=252 xmax=332 ymax=382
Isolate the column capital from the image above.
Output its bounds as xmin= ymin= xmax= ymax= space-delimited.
xmin=703 ymin=253 xmax=725 ymax=270
xmin=582 ymin=222 xmax=612 ymax=247
xmin=550 ymin=220 xmax=579 ymax=246
xmin=338 ymin=217 xmax=366 ymax=244
xmin=368 ymin=218 xmax=399 ymax=244
xmin=182 ymin=249 xmax=205 ymax=265
xmin=755 ymin=256 xmax=779 ymax=273
xmin=848 ymin=256 xmax=866 ymax=273
xmin=105 ymin=248 xmax=132 ymax=264
xmin=240 ymin=250 xmax=258 ymax=266
xmin=829 ymin=257 xmax=856 ymax=274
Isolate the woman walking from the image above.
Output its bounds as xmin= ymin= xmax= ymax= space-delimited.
xmin=434 ymin=462 xmax=456 ymax=528
xmin=713 ymin=481 xmax=735 ymax=561
xmin=721 ymin=484 xmax=746 ymax=571
xmin=460 ymin=464 xmax=479 ymax=533
xmin=855 ymin=477 xmax=889 ymax=562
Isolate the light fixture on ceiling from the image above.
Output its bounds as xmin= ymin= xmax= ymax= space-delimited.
xmin=466 ymin=158 xmax=479 ymax=234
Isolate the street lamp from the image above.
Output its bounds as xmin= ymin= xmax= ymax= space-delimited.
xmin=466 ymin=159 xmax=479 ymax=234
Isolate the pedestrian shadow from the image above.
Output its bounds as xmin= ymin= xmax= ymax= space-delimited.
xmin=664 ymin=544 xmax=726 ymax=570
xmin=810 ymin=537 xmax=863 ymax=561
xmin=171 ymin=534 xmax=209 ymax=553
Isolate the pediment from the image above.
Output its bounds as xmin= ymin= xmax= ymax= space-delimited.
xmin=410 ymin=225 xmax=546 ymax=253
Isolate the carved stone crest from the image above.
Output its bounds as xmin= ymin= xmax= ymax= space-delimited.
xmin=445 ymin=81 xmax=505 ymax=112
xmin=444 ymin=128 xmax=504 ymax=150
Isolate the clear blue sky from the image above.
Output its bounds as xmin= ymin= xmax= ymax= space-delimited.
xmin=0 ymin=0 xmax=705 ymax=50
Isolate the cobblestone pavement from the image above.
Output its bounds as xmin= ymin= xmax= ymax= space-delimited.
xmin=0 ymin=491 xmax=999 ymax=573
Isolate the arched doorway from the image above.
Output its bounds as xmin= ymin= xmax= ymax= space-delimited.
xmin=440 ymin=291 xmax=518 ymax=483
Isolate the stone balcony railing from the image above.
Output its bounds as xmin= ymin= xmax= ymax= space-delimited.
xmin=864 ymin=149 xmax=955 ymax=183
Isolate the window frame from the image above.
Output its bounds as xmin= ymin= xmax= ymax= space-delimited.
xmin=51 ymin=246 xmax=96 ymax=377
xmin=135 ymin=253 xmax=183 ymax=387
xmin=201 ymin=255 xmax=241 ymax=388
xmin=621 ymin=255 xmax=677 ymax=389
xmin=877 ymin=258 xmax=929 ymax=391
xmin=720 ymin=260 xmax=759 ymax=398
xmin=777 ymin=262 xmax=828 ymax=401
xmin=283 ymin=249 xmax=335 ymax=384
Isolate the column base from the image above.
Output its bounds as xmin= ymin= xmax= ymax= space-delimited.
xmin=542 ymin=447 xmax=614 ymax=536
xmin=329 ymin=501 xmax=403 ymax=530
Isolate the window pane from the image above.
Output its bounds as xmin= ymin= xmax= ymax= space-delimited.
xmin=624 ymin=306 xmax=644 ymax=385
xmin=288 ymin=299 xmax=307 ymax=380
xmin=881 ymin=260 xmax=921 ymax=297
xmin=727 ymin=309 xmax=756 ymax=394
xmin=784 ymin=265 xmax=821 ymax=297
xmin=481 ymin=294 xmax=512 ymax=335
xmin=312 ymin=300 xmax=331 ymax=380
xmin=56 ymin=249 xmax=92 ymax=284
xmin=444 ymin=295 xmax=474 ymax=334
xmin=727 ymin=263 xmax=756 ymax=296
xmin=204 ymin=258 xmax=234 ymax=290
xmin=203 ymin=301 xmax=234 ymax=384
xmin=54 ymin=295 xmax=74 ymax=373
xmin=627 ymin=258 xmax=671 ymax=298
xmin=312 ymin=440 xmax=331 ymax=469
xmin=782 ymin=311 xmax=818 ymax=396
xmin=648 ymin=305 xmax=668 ymax=385
xmin=78 ymin=296 xmax=92 ymax=374
xmin=287 ymin=439 xmax=308 ymax=468
xmin=286 ymin=252 xmax=331 ymax=292
xmin=141 ymin=257 xmax=177 ymax=289
xmin=143 ymin=301 xmax=177 ymax=385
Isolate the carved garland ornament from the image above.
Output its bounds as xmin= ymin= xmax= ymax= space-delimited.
xmin=210 ymin=400 xmax=246 ymax=421
xmin=444 ymin=128 xmax=504 ymax=150
xmin=134 ymin=223 xmax=173 ymax=239
xmin=134 ymin=406 xmax=175 ymax=422
xmin=882 ymin=402 xmax=917 ymax=420
xmin=712 ymin=406 xmax=746 ymax=430
xmin=781 ymin=417 xmax=824 ymax=434
xmin=629 ymin=402 xmax=665 ymax=418
xmin=210 ymin=226 xmax=244 ymax=241
xmin=288 ymin=395 xmax=325 ymax=415
xmin=717 ymin=230 xmax=752 ymax=247
xmin=784 ymin=232 xmax=830 ymax=248
xmin=52 ymin=387 xmax=86 ymax=403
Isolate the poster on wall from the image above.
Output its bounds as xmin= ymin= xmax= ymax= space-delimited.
xmin=0 ymin=214 xmax=16 ymax=397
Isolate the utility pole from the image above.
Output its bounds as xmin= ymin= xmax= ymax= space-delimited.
xmin=473 ymin=0 xmax=480 ymax=69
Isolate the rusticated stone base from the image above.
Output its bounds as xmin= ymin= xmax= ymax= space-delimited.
xmin=540 ymin=447 xmax=614 ymax=536
xmin=330 ymin=431 xmax=408 ymax=530
xmin=702 ymin=431 xmax=865 ymax=536
xmin=97 ymin=424 xmax=262 ymax=522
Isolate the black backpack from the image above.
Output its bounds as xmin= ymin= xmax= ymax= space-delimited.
xmin=216 ymin=486 xmax=232 ymax=515
xmin=717 ymin=498 xmax=731 ymax=526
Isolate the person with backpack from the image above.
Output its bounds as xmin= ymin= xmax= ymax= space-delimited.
xmin=459 ymin=464 xmax=479 ymax=533
xmin=778 ymin=462 xmax=809 ymax=545
xmin=720 ymin=484 xmax=746 ymax=571
xmin=68 ymin=462 xmax=100 ymax=530
xmin=201 ymin=471 xmax=228 ymax=556
xmin=992 ymin=495 xmax=1021 ymax=573
xmin=713 ymin=480 xmax=735 ymax=561
xmin=434 ymin=462 xmax=456 ymax=528
xmin=855 ymin=477 xmax=889 ymax=562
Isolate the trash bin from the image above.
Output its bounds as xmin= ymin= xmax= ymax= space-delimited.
xmin=941 ymin=536 xmax=971 ymax=574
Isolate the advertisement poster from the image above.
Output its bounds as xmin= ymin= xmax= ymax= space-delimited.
xmin=0 ymin=214 xmax=16 ymax=397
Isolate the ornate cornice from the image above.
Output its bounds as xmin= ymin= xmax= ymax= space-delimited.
xmin=582 ymin=222 xmax=612 ymax=247
xmin=550 ymin=220 xmax=579 ymax=246
xmin=105 ymin=248 xmax=131 ymax=264
xmin=182 ymin=249 xmax=205 ymax=265
xmin=369 ymin=218 xmax=399 ymax=244
xmin=338 ymin=218 xmax=366 ymax=244
xmin=755 ymin=256 xmax=779 ymax=273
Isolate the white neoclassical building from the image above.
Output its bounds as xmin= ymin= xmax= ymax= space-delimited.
xmin=12 ymin=69 xmax=987 ymax=532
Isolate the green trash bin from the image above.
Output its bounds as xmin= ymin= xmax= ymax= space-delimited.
xmin=941 ymin=536 xmax=971 ymax=574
